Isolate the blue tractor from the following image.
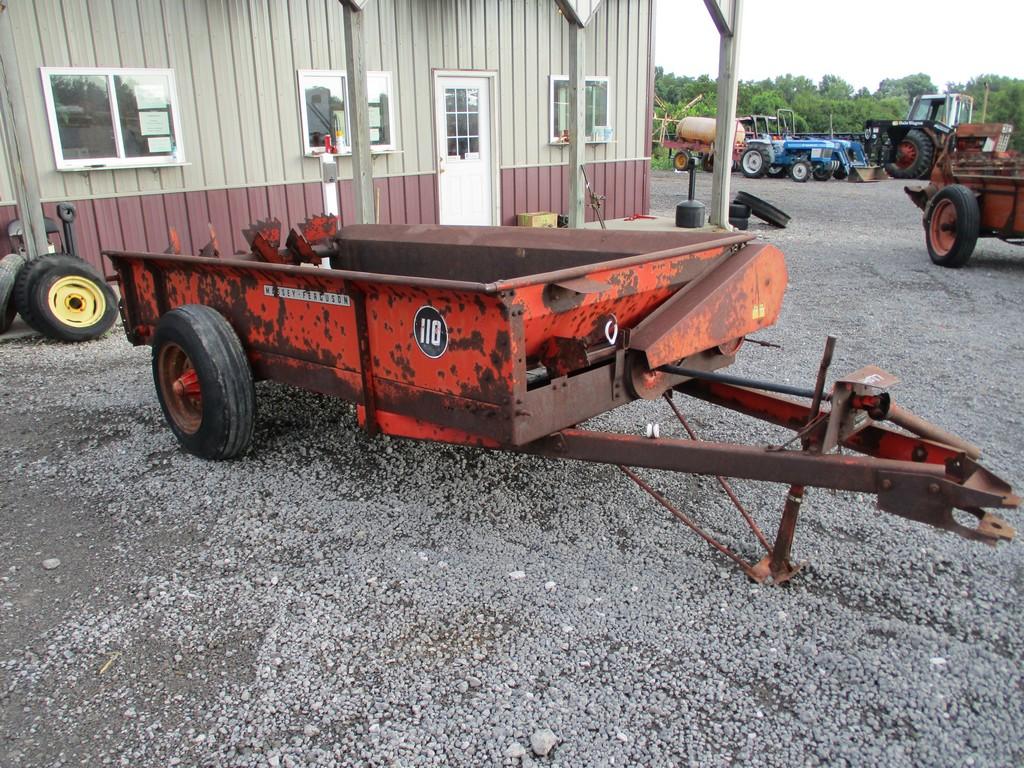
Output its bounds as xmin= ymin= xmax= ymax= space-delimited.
xmin=739 ymin=109 xmax=871 ymax=182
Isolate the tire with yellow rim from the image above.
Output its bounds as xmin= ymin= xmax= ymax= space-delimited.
xmin=14 ymin=254 xmax=117 ymax=342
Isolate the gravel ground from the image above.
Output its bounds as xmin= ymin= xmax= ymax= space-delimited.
xmin=2 ymin=172 xmax=1023 ymax=767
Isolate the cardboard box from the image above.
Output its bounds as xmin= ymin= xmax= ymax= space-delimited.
xmin=517 ymin=211 xmax=557 ymax=228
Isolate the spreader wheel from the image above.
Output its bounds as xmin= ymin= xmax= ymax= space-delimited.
xmin=766 ymin=165 xmax=786 ymax=178
xmin=673 ymin=151 xmax=691 ymax=171
xmin=0 ymin=252 xmax=27 ymax=333
xmin=13 ymin=254 xmax=117 ymax=341
xmin=152 ymin=305 xmax=255 ymax=459
xmin=885 ymin=129 xmax=934 ymax=180
xmin=924 ymin=185 xmax=979 ymax=268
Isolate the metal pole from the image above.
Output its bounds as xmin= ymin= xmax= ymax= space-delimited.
xmin=0 ymin=1 xmax=48 ymax=257
xmin=567 ymin=21 xmax=586 ymax=228
xmin=342 ymin=3 xmax=375 ymax=224
xmin=709 ymin=0 xmax=742 ymax=229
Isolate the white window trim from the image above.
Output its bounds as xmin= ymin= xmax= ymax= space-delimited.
xmin=41 ymin=66 xmax=185 ymax=170
xmin=549 ymin=75 xmax=612 ymax=145
xmin=298 ymin=69 xmax=397 ymax=157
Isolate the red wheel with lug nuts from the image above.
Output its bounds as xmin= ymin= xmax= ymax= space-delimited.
xmin=151 ymin=304 xmax=255 ymax=459
xmin=924 ymin=185 xmax=980 ymax=268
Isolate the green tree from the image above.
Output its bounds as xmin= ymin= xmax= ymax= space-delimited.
xmin=876 ymin=73 xmax=937 ymax=104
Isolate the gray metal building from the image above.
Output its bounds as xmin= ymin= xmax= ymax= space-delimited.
xmin=0 ymin=0 xmax=654 ymax=273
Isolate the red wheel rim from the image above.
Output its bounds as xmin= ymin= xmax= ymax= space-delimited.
xmin=157 ymin=342 xmax=203 ymax=434
xmin=929 ymin=199 xmax=957 ymax=257
xmin=895 ymin=140 xmax=918 ymax=169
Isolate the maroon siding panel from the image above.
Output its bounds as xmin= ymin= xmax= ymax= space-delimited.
xmin=501 ymin=171 xmax=516 ymax=225
xmin=420 ymin=174 xmax=437 ymax=225
xmin=498 ymin=158 xmax=646 ymax=227
xmin=183 ymin=191 xmax=210 ymax=254
xmin=225 ymin=188 xmax=251 ymax=254
xmin=247 ymin=186 xmax=270 ymax=224
xmin=285 ymin=184 xmax=307 ymax=232
xmin=205 ymin=189 xmax=233 ymax=256
xmin=140 ymin=195 xmax=169 ymax=255
xmin=303 ymin=183 xmax=322 ymax=220
xmin=513 ymin=168 xmax=527 ymax=220
xmin=402 ymin=176 xmax=420 ymax=224
xmin=163 ymin=192 xmax=192 ymax=254
xmin=388 ymin=177 xmax=406 ymax=225
xmin=267 ymin=185 xmax=288 ymax=229
xmin=336 ymin=179 xmax=354 ymax=225
xmin=117 ymin=197 xmax=147 ymax=251
xmin=375 ymin=179 xmax=391 ymax=224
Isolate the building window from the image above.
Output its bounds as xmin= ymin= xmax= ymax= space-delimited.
xmin=550 ymin=76 xmax=612 ymax=144
xmin=298 ymin=70 xmax=395 ymax=155
xmin=41 ymin=68 xmax=184 ymax=170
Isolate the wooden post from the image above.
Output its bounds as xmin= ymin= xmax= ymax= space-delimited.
xmin=0 ymin=1 xmax=48 ymax=257
xmin=342 ymin=2 xmax=375 ymax=224
xmin=568 ymin=21 xmax=586 ymax=228
xmin=708 ymin=0 xmax=742 ymax=229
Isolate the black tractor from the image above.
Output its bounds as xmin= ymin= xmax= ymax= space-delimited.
xmin=864 ymin=93 xmax=974 ymax=179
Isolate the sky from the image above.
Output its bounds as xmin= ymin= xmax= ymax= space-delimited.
xmin=655 ymin=0 xmax=1024 ymax=93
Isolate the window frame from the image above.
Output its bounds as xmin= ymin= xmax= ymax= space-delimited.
xmin=40 ymin=66 xmax=185 ymax=170
xmin=549 ymin=75 xmax=612 ymax=144
xmin=297 ymin=69 xmax=397 ymax=156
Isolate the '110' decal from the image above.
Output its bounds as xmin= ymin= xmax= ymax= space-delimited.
xmin=413 ymin=305 xmax=448 ymax=358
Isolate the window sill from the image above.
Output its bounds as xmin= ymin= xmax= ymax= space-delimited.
xmin=548 ymin=140 xmax=615 ymax=146
xmin=304 ymin=149 xmax=403 ymax=158
xmin=58 ymin=161 xmax=190 ymax=172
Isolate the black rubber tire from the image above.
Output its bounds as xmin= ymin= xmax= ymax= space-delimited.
xmin=728 ymin=216 xmax=749 ymax=230
xmin=729 ymin=202 xmax=750 ymax=219
xmin=789 ymin=160 xmax=812 ymax=183
xmin=734 ymin=191 xmax=791 ymax=228
xmin=833 ymin=167 xmax=849 ymax=180
xmin=672 ymin=152 xmax=691 ymax=172
xmin=702 ymin=152 xmax=714 ymax=173
xmin=0 ymin=252 xmax=27 ymax=333
xmin=151 ymin=305 xmax=255 ymax=459
xmin=812 ymin=166 xmax=832 ymax=181
xmin=13 ymin=254 xmax=117 ymax=342
xmin=885 ymin=129 xmax=935 ymax=180
xmin=740 ymin=147 xmax=770 ymax=178
xmin=766 ymin=165 xmax=786 ymax=179
xmin=924 ymin=185 xmax=980 ymax=268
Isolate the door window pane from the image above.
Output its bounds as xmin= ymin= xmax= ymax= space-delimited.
xmin=444 ymin=87 xmax=481 ymax=159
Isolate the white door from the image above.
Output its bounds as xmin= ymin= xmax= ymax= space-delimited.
xmin=435 ymin=76 xmax=493 ymax=225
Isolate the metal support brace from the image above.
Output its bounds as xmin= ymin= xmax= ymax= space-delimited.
xmin=342 ymin=2 xmax=375 ymax=224
xmin=709 ymin=0 xmax=743 ymax=228
xmin=567 ymin=22 xmax=586 ymax=228
xmin=0 ymin=2 xmax=48 ymax=257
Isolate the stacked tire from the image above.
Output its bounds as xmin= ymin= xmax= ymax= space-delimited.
xmin=728 ymin=202 xmax=750 ymax=231
xmin=0 ymin=252 xmax=117 ymax=341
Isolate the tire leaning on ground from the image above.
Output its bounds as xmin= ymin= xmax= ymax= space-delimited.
xmin=151 ymin=304 xmax=256 ymax=460
xmin=766 ymin=165 xmax=786 ymax=179
xmin=924 ymin=184 xmax=980 ymax=268
xmin=812 ymin=165 xmax=832 ymax=181
xmin=0 ymin=252 xmax=27 ymax=334
xmin=13 ymin=253 xmax=117 ymax=342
